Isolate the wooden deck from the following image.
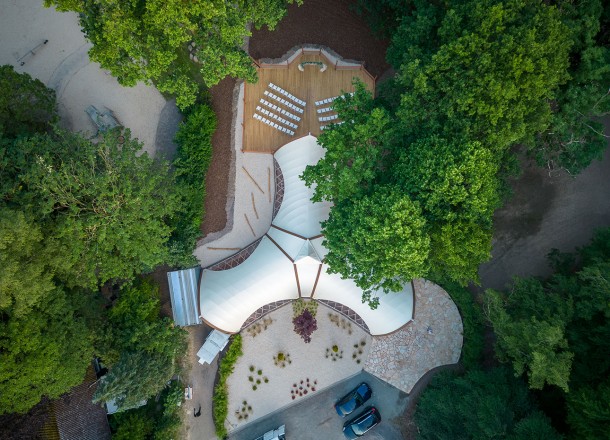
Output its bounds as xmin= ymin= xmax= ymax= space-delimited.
xmin=242 ymin=52 xmax=375 ymax=153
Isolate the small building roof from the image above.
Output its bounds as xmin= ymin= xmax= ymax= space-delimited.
xmin=167 ymin=267 xmax=201 ymax=326
xmin=52 ymin=366 xmax=111 ymax=440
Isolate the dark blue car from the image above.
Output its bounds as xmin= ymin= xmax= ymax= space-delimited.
xmin=334 ymin=382 xmax=372 ymax=417
xmin=342 ymin=406 xmax=382 ymax=439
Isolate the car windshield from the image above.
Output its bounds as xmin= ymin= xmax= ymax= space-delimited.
xmin=352 ymin=414 xmax=376 ymax=435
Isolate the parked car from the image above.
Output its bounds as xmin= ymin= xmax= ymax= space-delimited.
xmin=342 ymin=407 xmax=381 ymax=439
xmin=335 ymin=382 xmax=372 ymax=417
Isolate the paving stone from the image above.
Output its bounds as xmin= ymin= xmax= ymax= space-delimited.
xmin=363 ymin=279 xmax=463 ymax=394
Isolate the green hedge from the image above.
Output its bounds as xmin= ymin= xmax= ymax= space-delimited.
xmin=212 ymin=334 xmax=243 ymax=439
xmin=167 ymin=104 xmax=217 ymax=268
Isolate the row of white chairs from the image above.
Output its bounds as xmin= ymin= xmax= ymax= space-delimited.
xmin=320 ymin=121 xmax=344 ymax=130
xmin=260 ymin=99 xmax=300 ymax=121
xmin=269 ymin=82 xmax=306 ymax=107
xmin=319 ymin=114 xmax=338 ymax=122
xmin=316 ymin=107 xmax=333 ymax=114
xmin=315 ymin=92 xmax=355 ymax=107
xmin=253 ymin=114 xmax=295 ymax=135
xmin=256 ymin=106 xmax=298 ymax=129
xmin=264 ymin=90 xmax=304 ymax=113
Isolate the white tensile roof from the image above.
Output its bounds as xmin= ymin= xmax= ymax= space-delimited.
xmin=199 ymin=135 xmax=413 ymax=335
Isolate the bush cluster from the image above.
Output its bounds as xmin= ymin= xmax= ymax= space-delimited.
xmin=212 ymin=335 xmax=243 ymax=439
xmin=166 ymin=104 xmax=217 ymax=267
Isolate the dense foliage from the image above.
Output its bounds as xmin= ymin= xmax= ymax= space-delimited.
xmin=45 ymin=0 xmax=302 ymax=108
xmin=0 ymin=65 xmax=57 ymax=137
xmin=109 ymin=379 xmax=184 ymax=440
xmin=0 ymin=68 xmax=200 ymax=415
xmin=486 ymin=228 xmax=610 ymax=437
xmin=167 ymin=104 xmax=217 ymax=267
xmin=14 ymin=130 xmax=178 ymax=288
xmin=414 ymin=368 xmax=561 ymax=439
xmin=534 ymin=0 xmax=610 ymax=173
xmin=213 ymin=335 xmax=243 ymax=439
xmin=305 ymin=0 xmax=609 ymax=302
xmin=0 ymin=284 xmax=93 ymax=414
xmin=93 ymin=280 xmax=187 ymax=412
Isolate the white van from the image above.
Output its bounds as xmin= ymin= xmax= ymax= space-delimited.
xmin=253 ymin=425 xmax=285 ymax=440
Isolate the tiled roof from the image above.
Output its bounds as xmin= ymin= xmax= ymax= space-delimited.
xmin=52 ymin=367 xmax=111 ymax=440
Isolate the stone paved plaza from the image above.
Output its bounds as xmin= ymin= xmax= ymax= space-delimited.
xmin=363 ymin=279 xmax=463 ymax=393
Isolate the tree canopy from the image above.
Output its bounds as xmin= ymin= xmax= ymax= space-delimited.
xmin=485 ymin=228 xmax=610 ymax=437
xmin=93 ymin=280 xmax=187 ymax=412
xmin=0 ymin=68 xmax=196 ymax=416
xmin=45 ymin=0 xmax=301 ymax=108
xmin=414 ymin=368 xmax=561 ymax=440
xmin=533 ymin=0 xmax=610 ymax=174
xmin=322 ymin=186 xmax=429 ymax=306
xmin=304 ymin=0 xmax=609 ymax=297
xmin=1 ymin=128 xmax=180 ymax=288
xmin=0 ymin=65 xmax=57 ymax=138
xmin=0 ymin=282 xmax=93 ymax=414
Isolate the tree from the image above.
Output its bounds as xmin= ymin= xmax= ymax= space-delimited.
xmin=392 ymin=0 xmax=571 ymax=150
xmin=485 ymin=282 xmax=574 ymax=392
xmin=93 ymin=281 xmax=187 ymax=411
xmin=301 ymin=82 xmax=392 ymax=203
xmin=392 ymin=137 xmax=501 ymax=283
xmin=414 ymin=368 xmax=561 ymax=440
xmin=533 ymin=0 xmax=610 ymax=174
xmin=322 ymin=186 xmax=429 ymax=306
xmin=0 ymin=208 xmax=56 ymax=317
xmin=45 ymin=0 xmax=301 ymax=109
xmin=93 ymin=351 xmax=177 ymax=412
xmin=0 ymin=287 xmax=93 ymax=414
xmin=112 ymin=411 xmax=153 ymax=440
xmin=13 ymin=130 xmax=179 ymax=288
xmin=0 ymin=65 xmax=57 ymax=138
xmin=97 ymin=280 xmax=187 ymax=363
xmin=566 ymin=377 xmax=610 ymax=440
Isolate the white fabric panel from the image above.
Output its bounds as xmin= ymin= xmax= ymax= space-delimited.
xmin=200 ymin=237 xmax=298 ymax=333
xmin=310 ymin=236 xmax=328 ymax=260
xmin=314 ymin=265 xmax=414 ymax=335
xmin=295 ymin=257 xmax=321 ymax=297
xmin=267 ymin=226 xmax=306 ymax=260
xmin=273 ymin=136 xmax=331 ymax=238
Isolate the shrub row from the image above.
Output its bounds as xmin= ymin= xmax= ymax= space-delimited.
xmin=212 ymin=334 xmax=243 ymax=439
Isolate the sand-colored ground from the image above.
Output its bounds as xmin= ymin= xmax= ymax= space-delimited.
xmin=225 ymin=303 xmax=371 ymax=432
xmin=0 ymin=0 xmax=169 ymax=156
xmin=193 ymin=83 xmax=276 ymax=268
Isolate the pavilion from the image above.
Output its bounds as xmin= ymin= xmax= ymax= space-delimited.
xmin=199 ymin=135 xmax=414 ymax=335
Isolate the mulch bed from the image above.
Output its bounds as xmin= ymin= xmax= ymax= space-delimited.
xmin=200 ymin=0 xmax=389 ymax=237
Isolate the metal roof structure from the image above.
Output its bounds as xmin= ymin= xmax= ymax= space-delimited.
xmin=167 ymin=267 xmax=201 ymax=326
